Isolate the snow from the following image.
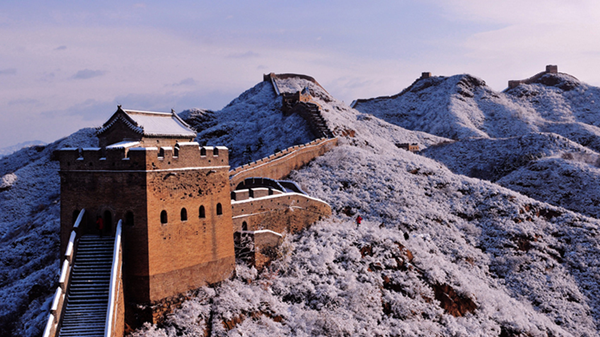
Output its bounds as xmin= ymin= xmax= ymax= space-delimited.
xmin=0 ymin=128 xmax=97 ymax=337
xmin=129 ymin=74 xmax=600 ymax=336
xmin=0 ymin=173 xmax=17 ymax=190
xmin=106 ymin=141 xmax=141 ymax=149
xmin=5 ymin=71 xmax=600 ymax=336
xmin=0 ymin=141 xmax=46 ymax=159
xmin=124 ymin=110 xmax=196 ymax=137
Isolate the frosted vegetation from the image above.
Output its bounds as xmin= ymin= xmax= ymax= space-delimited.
xmin=3 ymin=71 xmax=600 ymax=336
xmin=0 ymin=129 xmax=97 ymax=336
xmin=133 ymin=74 xmax=600 ymax=336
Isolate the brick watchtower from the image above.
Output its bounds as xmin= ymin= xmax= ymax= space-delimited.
xmin=57 ymin=107 xmax=235 ymax=321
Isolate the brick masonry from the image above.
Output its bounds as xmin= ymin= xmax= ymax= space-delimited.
xmin=58 ymin=143 xmax=235 ymax=306
xmin=232 ymin=193 xmax=331 ymax=234
xmin=229 ymin=138 xmax=338 ymax=189
xmin=57 ymin=105 xmax=337 ymax=333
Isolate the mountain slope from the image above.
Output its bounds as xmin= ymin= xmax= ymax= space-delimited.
xmin=353 ymin=72 xmax=600 ymax=154
xmin=353 ymin=74 xmax=540 ymax=140
xmin=6 ymin=73 xmax=600 ymax=336
xmin=183 ymin=81 xmax=314 ymax=168
xmin=0 ymin=129 xmax=97 ymax=337
xmin=131 ymin=75 xmax=600 ymax=336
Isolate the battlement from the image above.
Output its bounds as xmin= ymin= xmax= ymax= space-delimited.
xmin=229 ymin=137 xmax=338 ymax=188
xmin=57 ymin=142 xmax=229 ymax=171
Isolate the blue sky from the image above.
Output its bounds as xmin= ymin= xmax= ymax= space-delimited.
xmin=1 ymin=0 xmax=600 ymax=149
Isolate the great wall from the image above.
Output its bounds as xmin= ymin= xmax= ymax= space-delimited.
xmin=229 ymin=137 xmax=338 ymax=188
xmin=43 ymin=75 xmax=339 ymax=337
xmin=507 ymin=65 xmax=559 ymax=89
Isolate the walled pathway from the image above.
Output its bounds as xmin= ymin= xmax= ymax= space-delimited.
xmin=264 ymin=73 xmax=335 ymax=139
xmin=229 ymin=137 xmax=338 ymax=189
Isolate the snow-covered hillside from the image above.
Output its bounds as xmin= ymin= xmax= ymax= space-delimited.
xmin=355 ymin=69 xmax=600 ymax=230
xmin=0 ymin=140 xmax=46 ymax=159
xmin=353 ymin=72 xmax=600 ymax=153
xmin=0 ymin=129 xmax=97 ymax=337
xmin=181 ymin=81 xmax=314 ymax=168
xmin=421 ymin=133 xmax=600 ymax=219
xmin=4 ymin=72 xmax=600 ymax=336
xmin=132 ymin=75 xmax=600 ymax=336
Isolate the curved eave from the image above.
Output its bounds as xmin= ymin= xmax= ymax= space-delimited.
xmin=97 ymin=114 xmax=144 ymax=136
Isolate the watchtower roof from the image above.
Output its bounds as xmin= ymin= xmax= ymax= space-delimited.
xmin=98 ymin=106 xmax=196 ymax=138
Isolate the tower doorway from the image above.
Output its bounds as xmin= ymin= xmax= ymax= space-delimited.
xmin=103 ymin=210 xmax=113 ymax=236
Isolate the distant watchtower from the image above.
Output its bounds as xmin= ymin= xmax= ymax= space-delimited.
xmin=57 ymin=107 xmax=235 ymax=316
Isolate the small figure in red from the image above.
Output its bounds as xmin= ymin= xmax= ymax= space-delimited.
xmin=96 ymin=216 xmax=104 ymax=238
xmin=356 ymin=215 xmax=363 ymax=228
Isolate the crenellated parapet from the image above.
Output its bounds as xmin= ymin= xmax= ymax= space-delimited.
xmin=57 ymin=142 xmax=229 ymax=171
xmin=229 ymin=137 xmax=337 ymax=188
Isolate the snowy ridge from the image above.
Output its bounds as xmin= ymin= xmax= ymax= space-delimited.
xmin=6 ymin=71 xmax=600 ymax=336
xmin=131 ymin=74 xmax=600 ymax=336
xmin=0 ymin=128 xmax=98 ymax=337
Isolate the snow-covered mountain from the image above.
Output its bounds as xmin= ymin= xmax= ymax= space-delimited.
xmin=354 ymin=69 xmax=600 ymax=232
xmin=3 ymin=71 xmax=600 ymax=336
xmin=0 ymin=140 xmax=46 ymax=158
xmin=353 ymin=72 xmax=600 ymax=151
xmin=0 ymin=129 xmax=97 ymax=336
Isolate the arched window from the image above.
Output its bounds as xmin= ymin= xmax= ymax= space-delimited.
xmin=200 ymin=148 xmax=207 ymax=156
xmin=181 ymin=208 xmax=188 ymax=221
xmin=213 ymin=147 xmax=219 ymax=156
xmin=158 ymin=148 xmax=165 ymax=158
xmin=216 ymin=203 xmax=223 ymax=215
xmin=242 ymin=221 xmax=248 ymax=231
xmin=160 ymin=210 xmax=168 ymax=224
xmin=174 ymin=145 xmax=180 ymax=158
xmin=199 ymin=205 xmax=205 ymax=218
xmin=125 ymin=211 xmax=134 ymax=227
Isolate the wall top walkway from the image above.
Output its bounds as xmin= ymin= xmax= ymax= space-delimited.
xmin=229 ymin=137 xmax=338 ymax=189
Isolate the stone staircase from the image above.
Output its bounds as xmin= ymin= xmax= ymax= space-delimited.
xmin=291 ymin=102 xmax=334 ymax=139
xmin=58 ymin=235 xmax=114 ymax=337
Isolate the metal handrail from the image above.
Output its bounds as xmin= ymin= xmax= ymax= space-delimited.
xmin=105 ymin=220 xmax=122 ymax=337
xmin=43 ymin=209 xmax=85 ymax=337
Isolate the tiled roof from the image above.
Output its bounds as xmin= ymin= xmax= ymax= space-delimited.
xmin=98 ymin=106 xmax=196 ymax=138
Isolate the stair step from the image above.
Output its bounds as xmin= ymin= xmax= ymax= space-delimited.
xmin=58 ymin=235 xmax=116 ymax=337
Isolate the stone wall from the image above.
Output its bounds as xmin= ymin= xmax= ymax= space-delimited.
xmin=264 ymin=72 xmax=330 ymax=95
xmin=59 ymin=143 xmax=228 ymax=172
xmin=144 ymin=166 xmax=235 ymax=303
xmin=508 ymin=65 xmax=559 ymax=89
xmin=231 ymin=192 xmax=331 ymax=234
xmin=397 ymin=143 xmax=420 ymax=152
xmin=229 ymin=137 xmax=338 ymax=189
xmin=58 ymin=142 xmax=235 ymax=307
